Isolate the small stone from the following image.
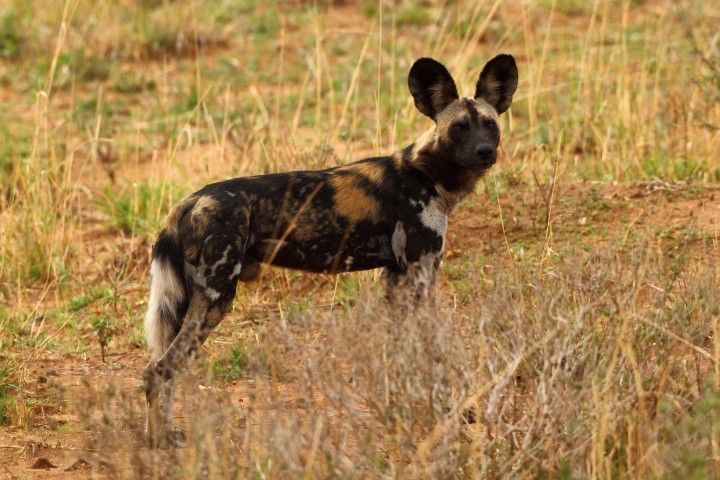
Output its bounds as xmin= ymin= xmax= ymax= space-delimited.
xmin=65 ymin=458 xmax=90 ymax=471
xmin=30 ymin=458 xmax=57 ymax=469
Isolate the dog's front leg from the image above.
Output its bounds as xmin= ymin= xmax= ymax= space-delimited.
xmin=384 ymin=254 xmax=440 ymax=308
xmin=382 ymin=265 xmax=403 ymax=304
xmin=406 ymin=254 xmax=441 ymax=303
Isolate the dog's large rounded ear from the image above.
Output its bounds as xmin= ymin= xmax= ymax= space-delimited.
xmin=408 ymin=58 xmax=459 ymax=120
xmin=475 ymin=54 xmax=518 ymax=115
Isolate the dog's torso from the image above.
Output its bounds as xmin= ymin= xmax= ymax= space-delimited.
xmin=168 ymin=154 xmax=452 ymax=285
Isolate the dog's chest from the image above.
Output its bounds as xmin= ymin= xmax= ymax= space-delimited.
xmin=416 ymin=197 xmax=448 ymax=240
xmin=392 ymin=196 xmax=448 ymax=265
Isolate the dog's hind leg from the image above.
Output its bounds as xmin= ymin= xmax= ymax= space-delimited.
xmin=144 ymin=234 xmax=244 ymax=448
xmin=143 ymin=232 xmax=188 ymax=442
xmin=144 ymin=289 xmax=235 ymax=446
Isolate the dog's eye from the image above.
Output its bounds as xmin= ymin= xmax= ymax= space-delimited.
xmin=451 ymin=122 xmax=466 ymax=133
xmin=485 ymin=119 xmax=497 ymax=130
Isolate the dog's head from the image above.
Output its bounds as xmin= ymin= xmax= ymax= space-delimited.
xmin=408 ymin=55 xmax=518 ymax=172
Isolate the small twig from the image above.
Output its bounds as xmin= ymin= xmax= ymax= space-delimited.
xmin=541 ymin=133 xmax=564 ymax=270
xmin=492 ymin=171 xmax=518 ymax=280
xmin=637 ymin=315 xmax=712 ymax=360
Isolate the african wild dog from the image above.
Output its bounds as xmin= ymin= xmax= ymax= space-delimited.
xmin=143 ymin=54 xmax=518 ymax=446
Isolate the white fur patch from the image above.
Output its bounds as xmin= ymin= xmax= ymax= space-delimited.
xmin=419 ymin=198 xmax=448 ymax=252
xmin=230 ymin=261 xmax=243 ymax=280
xmin=185 ymin=262 xmax=204 ymax=287
xmin=412 ymin=127 xmax=437 ymax=155
xmin=391 ymin=221 xmax=407 ymax=266
xmin=210 ymin=245 xmax=231 ymax=275
xmin=145 ymin=258 xmax=185 ymax=362
xmin=414 ymin=253 xmax=441 ymax=295
xmin=419 ymin=198 xmax=448 ymax=234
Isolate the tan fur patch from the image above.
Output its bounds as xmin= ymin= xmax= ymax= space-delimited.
xmin=472 ymin=97 xmax=500 ymax=119
xmin=240 ymin=191 xmax=257 ymax=203
xmin=163 ymin=195 xmax=198 ymax=233
xmin=193 ymin=195 xmax=220 ymax=214
xmin=433 ymin=184 xmax=463 ymax=213
xmin=392 ymin=151 xmax=405 ymax=170
xmin=190 ymin=195 xmax=220 ymax=231
xmin=411 ymin=127 xmax=438 ymax=159
xmin=340 ymin=162 xmax=385 ymax=186
xmin=184 ymin=244 xmax=199 ymax=261
xmin=433 ymin=97 xmax=498 ymax=133
xmin=291 ymin=209 xmax=328 ymax=242
xmin=330 ymin=175 xmax=381 ymax=223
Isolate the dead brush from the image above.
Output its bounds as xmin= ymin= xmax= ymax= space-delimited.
xmin=75 ymin=283 xmax=479 ymax=478
xmin=71 ymin=239 xmax=718 ymax=478
xmin=254 ymin=285 xmax=477 ymax=478
xmin=464 ymin=244 xmax=719 ymax=478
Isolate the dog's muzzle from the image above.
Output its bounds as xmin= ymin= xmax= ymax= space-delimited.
xmin=474 ymin=143 xmax=496 ymax=166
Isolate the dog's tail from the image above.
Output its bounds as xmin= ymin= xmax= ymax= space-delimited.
xmin=145 ymin=228 xmax=189 ymax=361
xmin=144 ymin=194 xmax=199 ymax=362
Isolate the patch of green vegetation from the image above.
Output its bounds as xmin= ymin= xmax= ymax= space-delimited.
xmin=67 ymin=93 xmax=126 ymax=138
xmin=538 ymin=0 xmax=595 ymax=15
xmin=29 ymin=254 xmax=73 ymax=288
xmin=215 ymin=0 xmax=261 ymax=24
xmin=0 ymin=363 xmax=18 ymax=425
xmin=215 ymin=57 xmax=252 ymax=88
xmin=284 ymin=282 xmax=318 ymax=315
xmin=39 ymin=48 xmax=113 ymax=90
xmin=127 ymin=328 xmax=146 ymax=350
xmin=244 ymin=8 xmax=280 ymax=38
xmin=581 ymin=186 xmax=612 ymax=220
xmin=361 ymin=2 xmax=378 ymax=18
xmin=213 ymin=346 xmax=250 ymax=382
xmin=395 ymin=2 xmax=432 ymax=27
xmin=445 ymin=256 xmax=486 ymax=306
xmin=0 ymin=126 xmax=26 ymax=179
xmin=335 ymin=273 xmax=363 ymax=308
xmin=0 ymin=103 xmax=35 ymax=181
xmin=673 ymin=156 xmax=702 ymax=181
xmin=114 ymin=72 xmax=157 ymax=94
xmin=170 ymin=88 xmax=200 ymax=115
xmin=641 ymin=152 xmax=717 ymax=182
xmin=141 ymin=26 xmax=198 ymax=59
xmin=0 ymin=8 xmax=24 ymax=60
xmin=69 ymin=288 xmax=113 ymax=313
xmin=662 ymin=382 xmax=720 ymax=479
xmin=99 ymin=182 xmax=187 ymax=235
xmin=92 ymin=316 xmax=116 ymax=363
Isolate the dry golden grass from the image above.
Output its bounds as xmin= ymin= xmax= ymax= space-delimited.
xmin=0 ymin=0 xmax=719 ymax=477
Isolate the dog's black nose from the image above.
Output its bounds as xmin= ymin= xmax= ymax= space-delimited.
xmin=475 ymin=144 xmax=494 ymax=158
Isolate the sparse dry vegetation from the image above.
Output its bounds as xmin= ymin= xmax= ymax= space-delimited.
xmin=0 ymin=0 xmax=719 ymax=478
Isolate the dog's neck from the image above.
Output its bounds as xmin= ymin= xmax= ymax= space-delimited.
xmin=395 ymin=127 xmax=486 ymax=214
